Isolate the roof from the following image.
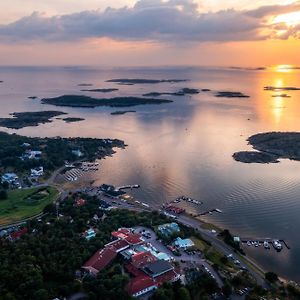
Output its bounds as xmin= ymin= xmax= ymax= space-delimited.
xmin=125 ymin=233 xmax=143 ymax=245
xmin=83 ymin=247 xmax=117 ymax=275
xmin=106 ymin=239 xmax=129 ymax=252
xmin=131 ymin=252 xmax=157 ymax=269
xmin=75 ymin=199 xmax=86 ymax=207
xmin=174 ymin=237 xmax=194 ymax=248
xmin=126 ymin=275 xmax=157 ymax=296
xmin=10 ymin=227 xmax=28 ymax=240
xmin=111 ymin=229 xmax=143 ymax=245
xmin=155 ymin=270 xmax=179 ymax=286
xmin=143 ymin=260 xmax=174 ymax=278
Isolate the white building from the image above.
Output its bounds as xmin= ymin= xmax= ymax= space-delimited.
xmin=174 ymin=237 xmax=195 ymax=250
xmin=30 ymin=166 xmax=44 ymax=177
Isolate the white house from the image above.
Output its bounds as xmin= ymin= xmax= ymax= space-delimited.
xmin=174 ymin=237 xmax=195 ymax=250
xmin=30 ymin=167 xmax=44 ymax=177
xmin=72 ymin=149 xmax=83 ymax=157
xmin=1 ymin=173 xmax=18 ymax=183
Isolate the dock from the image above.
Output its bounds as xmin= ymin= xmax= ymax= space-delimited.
xmin=172 ymin=195 xmax=203 ymax=206
xmin=194 ymin=208 xmax=223 ymax=217
xmin=116 ymin=184 xmax=140 ymax=190
xmin=240 ymin=237 xmax=290 ymax=250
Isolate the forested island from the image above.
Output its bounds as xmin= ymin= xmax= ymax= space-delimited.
xmin=106 ymin=78 xmax=187 ymax=84
xmin=41 ymin=95 xmax=173 ymax=108
xmin=0 ymin=111 xmax=67 ymax=129
xmin=233 ymin=132 xmax=300 ymax=163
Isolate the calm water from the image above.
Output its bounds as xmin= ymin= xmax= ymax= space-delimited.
xmin=1 ymin=66 xmax=300 ymax=282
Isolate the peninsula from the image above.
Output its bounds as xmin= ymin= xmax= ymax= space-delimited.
xmin=41 ymin=95 xmax=173 ymax=108
xmin=233 ymin=132 xmax=300 ymax=163
xmin=0 ymin=111 xmax=66 ymax=129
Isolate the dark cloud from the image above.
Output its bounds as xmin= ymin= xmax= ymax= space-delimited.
xmin=0 ymin=0 xmax=299 ymax=43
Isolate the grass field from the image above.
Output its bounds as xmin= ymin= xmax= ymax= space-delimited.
xmin=0 ymin=186 xmax=59 ymax=226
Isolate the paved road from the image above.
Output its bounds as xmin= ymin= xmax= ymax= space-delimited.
xmin=95 ymin=192 xmax=268 ymax=289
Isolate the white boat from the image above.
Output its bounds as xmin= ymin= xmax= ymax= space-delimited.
xmin=247 ymin=241 xmax=251 ymax=246
xmin=272 ymin=240 xmax=283 ymax=251
xmin=264 ymin=241 xmax=270 ymax=249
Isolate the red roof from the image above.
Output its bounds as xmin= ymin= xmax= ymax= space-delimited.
xmin=155 ymin=270 xmax=179 ymax=286
xmin=111 ymin=228 xmax=131 ymax=239
xmin=83 ymin=246 xmax=117 ymax=275
xmin=10 ymin=228 xmax=28 ymax=240
xmin=126 ymin=275 xmax=157 ymax=296
xmin=111 ymin=229 xmax=143 ymax=245
xmin=125 ymin=233 xmax=143 ymax=245
xmin=75 ymin=199 xmax=86 ymax=207
xmin=125 ymin=263 xmax=145 ymax=277
xmin=106 ymin=239 xmax=129 ymax=252
xmin=131 ymin=252 xmax=157 ymax=269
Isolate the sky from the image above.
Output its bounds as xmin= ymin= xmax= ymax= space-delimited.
xmin=0 ymin=0 xmax=300 ymax=67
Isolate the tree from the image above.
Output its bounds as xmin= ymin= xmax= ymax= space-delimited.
xmin=265 ymin=272 xmax=278 ymax=283
xmin=0 ymin=189 xmax=7 ymax=200
xmin=222 ymin=283 xmax=232 ymax=297
xmin=177 ymin=287 xmax=191 ymax=300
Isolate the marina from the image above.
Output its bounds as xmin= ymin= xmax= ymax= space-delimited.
xmin=241 ymin=238 xmax=290 ymax=251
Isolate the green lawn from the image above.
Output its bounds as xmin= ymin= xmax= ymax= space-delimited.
xmin=0 ymin=186 xmax=59 ymax=226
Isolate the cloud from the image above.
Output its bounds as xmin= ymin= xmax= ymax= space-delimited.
xmin=0 ymin=0 xmax=299 ymax=43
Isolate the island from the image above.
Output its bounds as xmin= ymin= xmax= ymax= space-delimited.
xmin=264 ymin=86 xmax=300 ymax=91
xmin=41 ymin=95 xmax=173 ymax=108
xmin=111 ymin=110 xmax=136 ymax=115
xmin=28 ymin=96 xmax=38 ymax=99
xmin=143 ymin=88 xmax=200 ymax=97
xmin=62 ymin=117 xmax=85 ymax=123
xmin=272 ymin=94 xmax=291 ymax=98
xmin=0 ymin=111 xmax=67 ymax=129
xmin=106 ymin=78 xmax=187 ymax=84
xmin=215 ymin=91 xmax=250 ymax=98
xmin=77 ymin=83 xmax=93 ymax=87
xmin=233 ymin=132 xmax=300 ymax=163
xmin=80 ymin=88 xmax=119 ymax=93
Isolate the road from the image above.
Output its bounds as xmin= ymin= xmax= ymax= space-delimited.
xmin=96 ymin=191 xmax=268 ymax=289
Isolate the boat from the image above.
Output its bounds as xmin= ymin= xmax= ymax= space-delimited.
xmin=215 ymin=209 xmax=223 ymax=213
xmin=264 ymin=241 xmax=270 ymax=249
xmin=247 ymin=241 xmax=251 ymax=246
xmin=272 ymin=240 xmax=283 ymax=251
